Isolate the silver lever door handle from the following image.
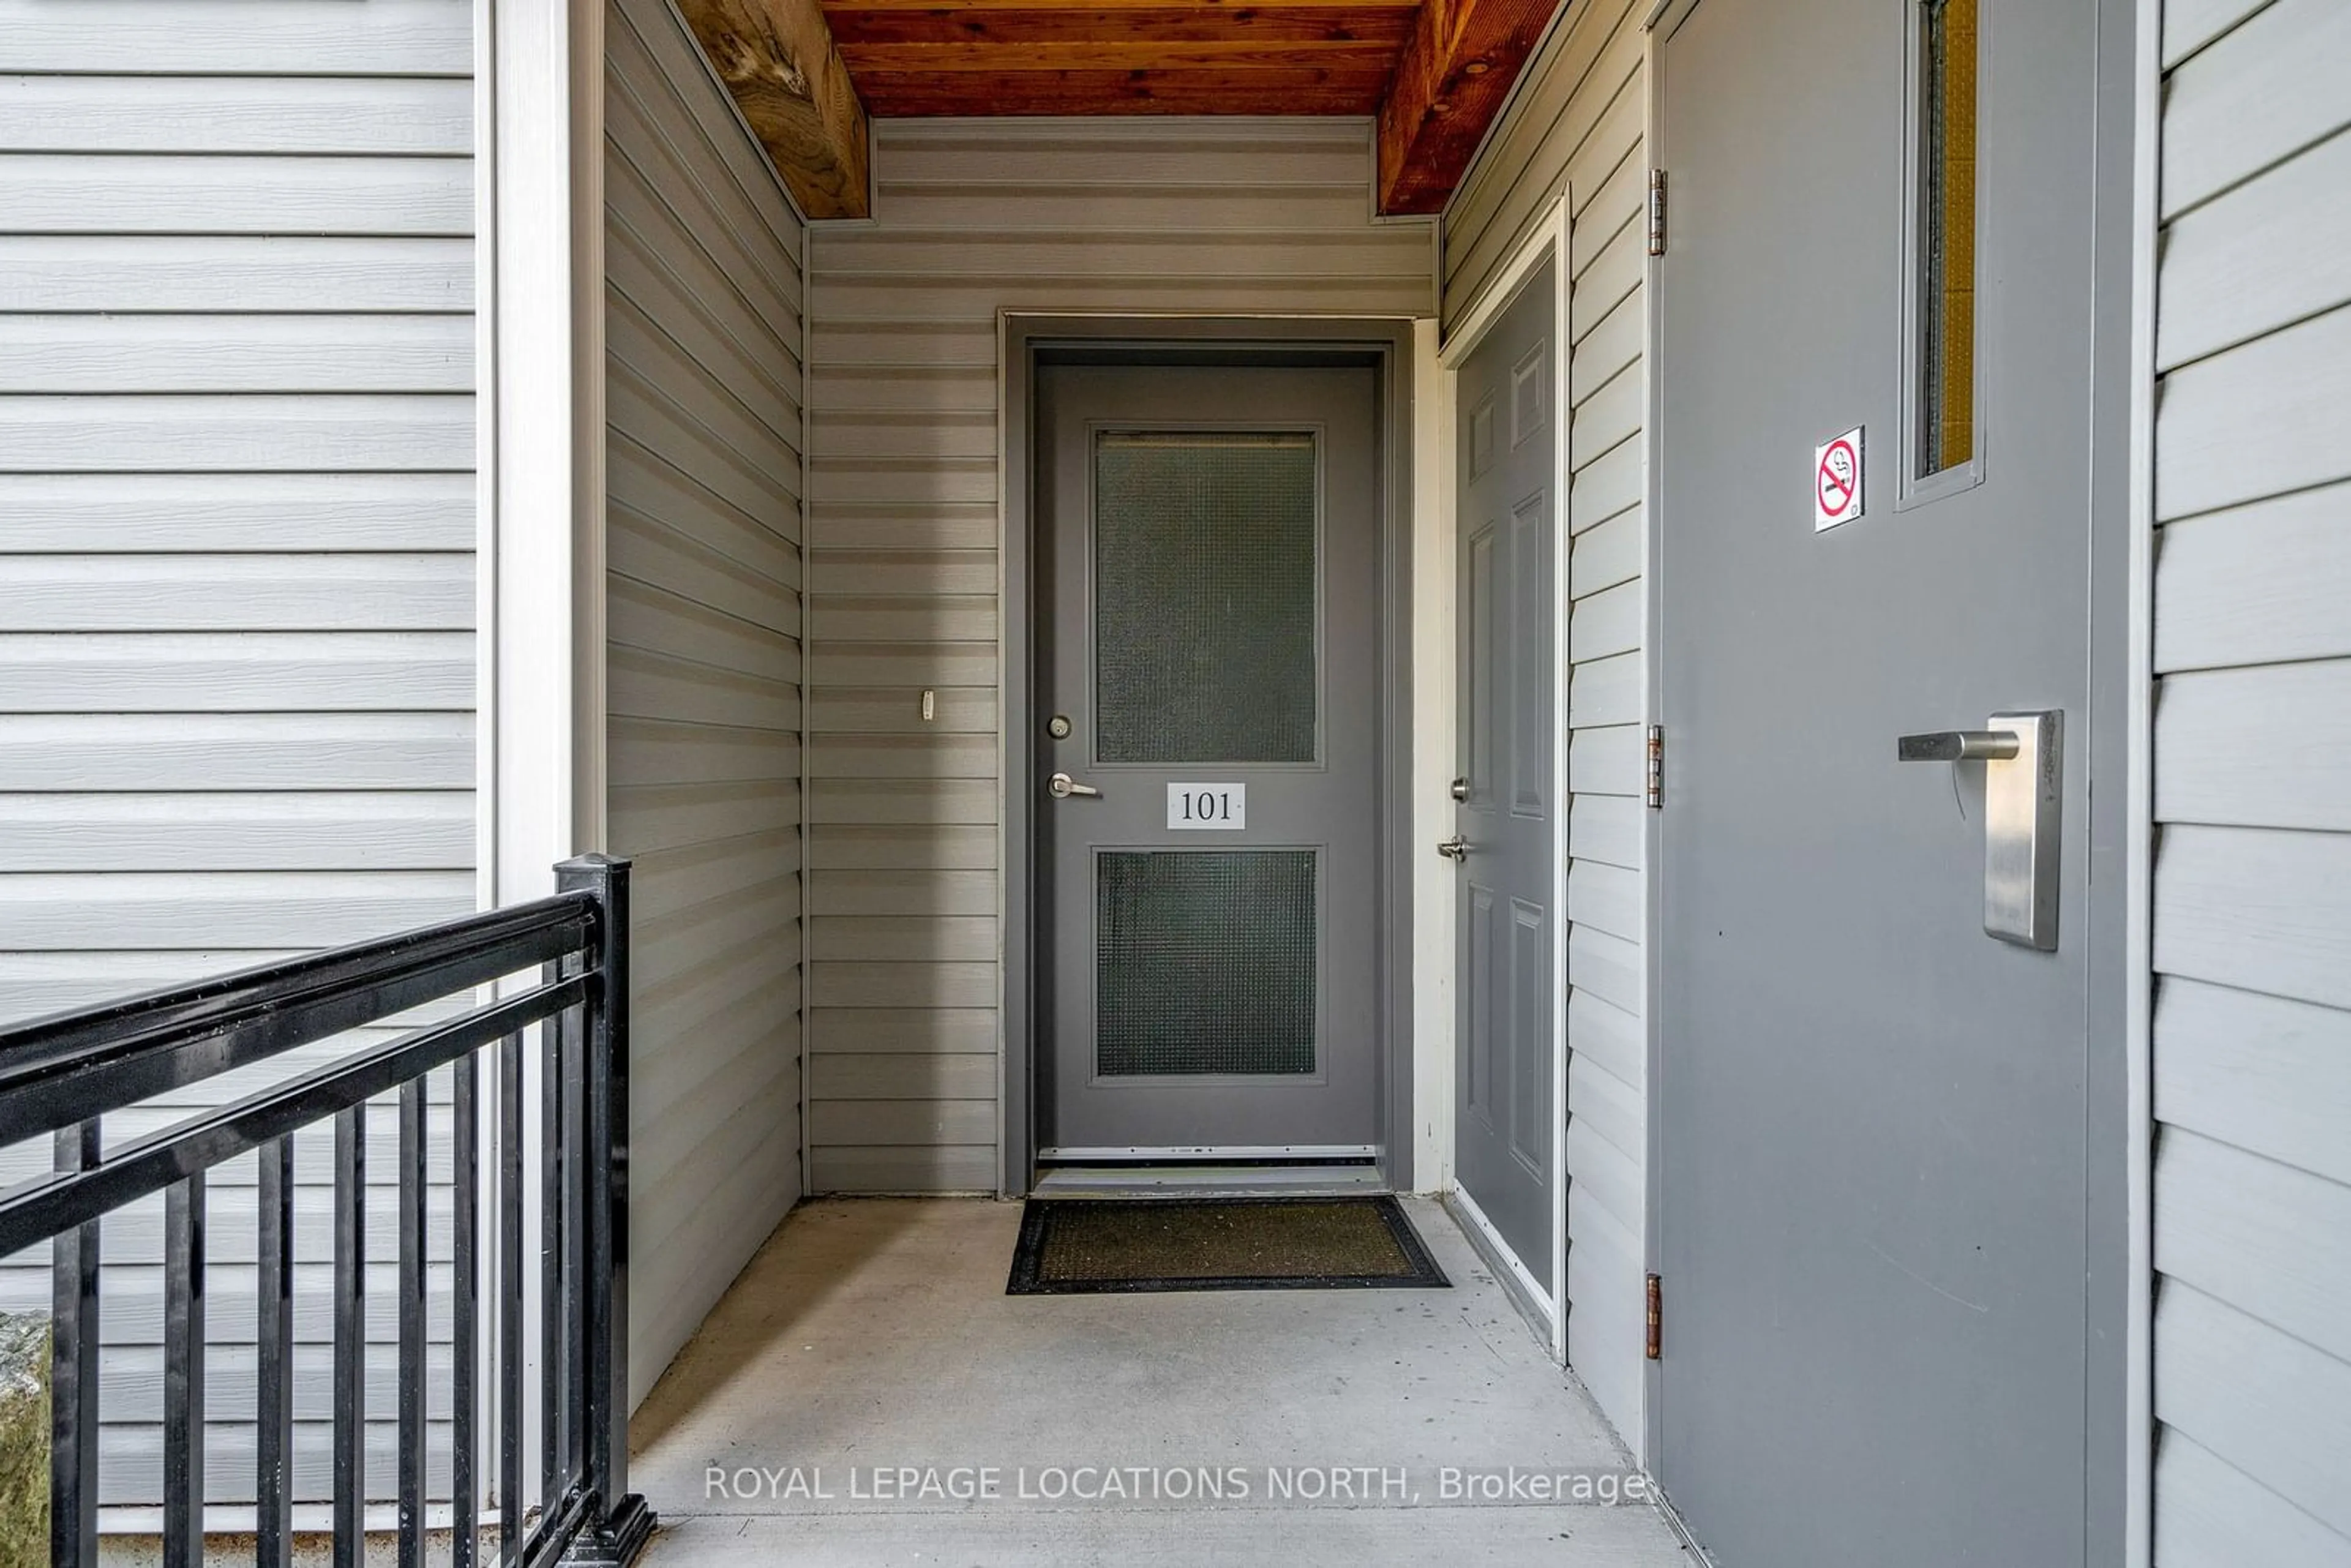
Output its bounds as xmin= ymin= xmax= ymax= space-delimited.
xmin=1436 ymin=836 xmax=1468 ymax=861
xmin=1897 ymin=730 xmax=2022 ymax=763
xmin=1047 ymin=771 xmax=1101 ymax=800
xmin=1895 ymin=711 xmax=2063 ymax=951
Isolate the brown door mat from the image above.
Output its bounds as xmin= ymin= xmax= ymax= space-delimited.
xmin=1007 ymin=1195 xmax=1450 ymax=1294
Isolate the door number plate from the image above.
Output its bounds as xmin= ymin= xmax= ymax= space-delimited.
xmin=1168 ymin=784 xmax=1245 ymax=830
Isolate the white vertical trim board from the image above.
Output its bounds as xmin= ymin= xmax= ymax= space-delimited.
xmin=471 ymin=0 xmax=505 ymax=1513
xmin=483 ymin=0 xmax=604 ymax=1490
xmin=1438 ymin=0 xmax=1654 ymax=1454
xmin=488 ymin=0 xmax=601 ymax=906
xmin=1410 ymin=318 xmax=1457 ymax=1193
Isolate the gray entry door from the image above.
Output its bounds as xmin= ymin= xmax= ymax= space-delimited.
xmin=1035 ymin=363 xmax=1382 ymax=1156
xmin=1655 ymin=0 xmax=2099 ymax=1562
xmin=1452 ymin=261 xmax=1558 ymax=1294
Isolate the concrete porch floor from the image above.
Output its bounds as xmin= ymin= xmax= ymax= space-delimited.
xmin=628 ymin=1197 xmax=1689 ymax=1566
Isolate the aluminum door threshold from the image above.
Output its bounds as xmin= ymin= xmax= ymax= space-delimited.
xmin=1030 ymin=1163 xmax=1390 ymax=1198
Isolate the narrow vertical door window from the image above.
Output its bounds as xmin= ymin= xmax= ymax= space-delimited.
xmin=1916 ymin=0 xmax=1979 ymax=478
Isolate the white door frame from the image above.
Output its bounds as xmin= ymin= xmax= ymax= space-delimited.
xmin=1434 ymin=195 xmax=1575 ymax=1357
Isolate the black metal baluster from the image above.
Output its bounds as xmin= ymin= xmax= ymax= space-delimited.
xmin=163 ymin=1171 xmax=207 ymax=1567
xmin=332 ymin=1105 xmax=367 ymax=1567
xmin=557 ymin=969 xmax=588 ymax=1501
xmin=397 ymin=1078 xmax=427 ymax=1568
xmin=499 ymin=1029 xmax=523 ymax=1564
xmin=540 ymin=968 xmax=564 ymax=1510
xmin=256 ymin=1135 xmax=295 ymax=1568
xmin=454 ymin=1054 xmax=479 ymax=1568
xmin=51 ymin=1121 xmax=100 ymax=1568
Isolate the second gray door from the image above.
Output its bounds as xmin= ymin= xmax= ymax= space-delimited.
xmin=1035 ymin=363 xmax=1382 ymax=1157
xmin=1451 ymin=263 xmax=1559 ymax=1298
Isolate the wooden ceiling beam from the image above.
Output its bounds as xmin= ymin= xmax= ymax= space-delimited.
xmin=825 ymin=0 xmax=1415 ymax=10
xmin=853 ymin=64 xmax=1395 ymax=102
xmin=855 ymin=82 xmax=1389 ymax=115
xmin=1374 ymin=0 xmax=1561 ymax=213
xmin=826 ymin=9 xmax=1419 ymax=47
xmin=840 ymin=41 xmax=1402 ymax=70
xmin=677 ymin=0 xmax=872 ymax=219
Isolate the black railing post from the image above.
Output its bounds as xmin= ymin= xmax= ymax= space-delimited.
xmin=396 ymin=1077 xmax=428 ymax=1568
xmin=331 ymin=1105 xmax=366 ymax=1568
xmin=452 ymin=1053 xmax=479 ymax=1568
xmin=553 ymin=854 xmax=653 ymax=1562
xmin=497 ymin=1029 xmax=524 ymax=1566
xmin=51 ymin=1121 xmax=100 ymax=1568
xmin=256 ymin=1135 xmax=295 ymax=1568
xmin=162 ymin=1171 xmax=206 ymax=1568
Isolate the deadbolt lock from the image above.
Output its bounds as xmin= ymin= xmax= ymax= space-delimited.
xmin=1449 ymin=776 xmax=1470 ymax=802
xmin=1047 ymin=715 xmax=1072 ymax=740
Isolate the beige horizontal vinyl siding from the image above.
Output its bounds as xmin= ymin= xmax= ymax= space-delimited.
xmin=2149 ymin=1 xmax=2351 ymax=1559
xmin=0 ymin=0 xmax=475 ymax=1512
xmin=602 ymin=0 xmax=807 ymax=1402
xmin=1442 ymin=0 xmax=1648 ymax=1453
xmin=807 ymin=118 xmax=1431 ymax=1194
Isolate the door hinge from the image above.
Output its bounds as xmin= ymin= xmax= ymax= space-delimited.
xmin=1646 ymin=170 xmax=1668 ymax=257
xmin=1645 ymin=725 xmax=1665 ymax=810
xmin=1646 ymin=1273 xmax=1663 ymax=1360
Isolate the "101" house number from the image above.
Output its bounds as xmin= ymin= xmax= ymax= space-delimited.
xmin=1166 ymin=784 xmax=1246 ymax=830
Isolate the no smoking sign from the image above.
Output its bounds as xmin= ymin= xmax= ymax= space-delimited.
xmin=1814 ymin=426 xmax=1864 ymax=530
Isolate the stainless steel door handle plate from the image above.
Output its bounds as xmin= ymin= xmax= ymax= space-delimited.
xmin=1436 ymin=836 xmax=1468 ymax=861
xmin=1047 ymin=772 xmax=1101 ymax=800
xmin=1897 ymin=710 xmax=2061 ymax=950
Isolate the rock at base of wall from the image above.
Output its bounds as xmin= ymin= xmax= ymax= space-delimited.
xmin=0 ymin=1311 xmax=49 ymax=1568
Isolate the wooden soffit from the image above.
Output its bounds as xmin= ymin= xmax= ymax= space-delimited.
xmin=823 ymin=0 xmax=1425 ymax=117
xmin=681 ymin=0 xmax=1565 ymax=219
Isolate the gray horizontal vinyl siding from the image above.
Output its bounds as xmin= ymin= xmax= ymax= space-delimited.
xmin=806 ymin=119 xmax=1431 ymax=1194
xmin=2150 ymin=0 xmax=2351 ymax=1559
xmin=0 ymin=0 xmax=474 ymax=1509
xmin=1442 ymin=0 xmax=1648 ymax=1453
xmin=604 ymin=0 xmax=806 ymax=1402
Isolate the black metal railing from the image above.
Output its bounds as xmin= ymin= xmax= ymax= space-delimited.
xmin=0 ymin=855 xmax=653 ymax=1567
